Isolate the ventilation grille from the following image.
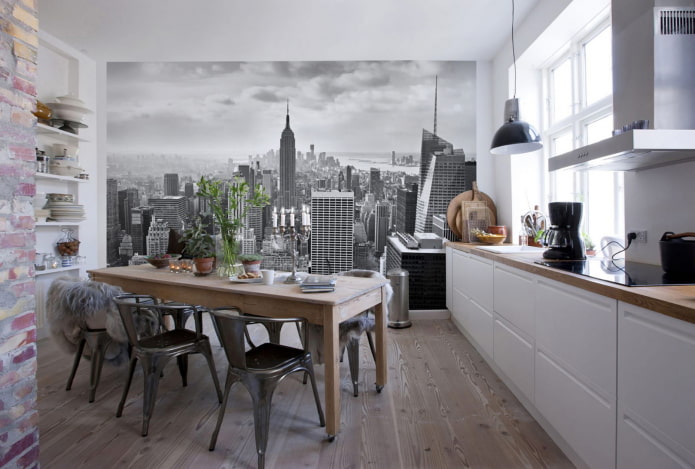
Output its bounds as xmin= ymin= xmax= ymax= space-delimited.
xmin=659 ymin=9 xmax=695 ymax=35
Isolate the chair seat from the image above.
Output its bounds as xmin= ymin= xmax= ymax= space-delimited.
xmin=246 ymin=343 xmax=305 ymax=370
xmin=139 ymin=329 xmax=199 ymax=349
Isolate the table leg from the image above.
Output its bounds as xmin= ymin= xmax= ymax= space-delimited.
xmin=375 ymin=286 xmax=387 ymax=392
xmin=323 ymin=307 xmax=340 ymax=438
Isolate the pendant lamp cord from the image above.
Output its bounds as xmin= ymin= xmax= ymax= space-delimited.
xmin=511 ymin=0 xmax=517 ymax=99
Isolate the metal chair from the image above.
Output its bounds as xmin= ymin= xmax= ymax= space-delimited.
xmin=113 ymin=294 xmax=223 ymax=436
xmin=208 ymin=307 xmax=325 ymax=469
xmin=65 ymin=328 xmax=112 ymax=403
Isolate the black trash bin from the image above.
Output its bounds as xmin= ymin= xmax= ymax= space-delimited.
xmin=387 ymin=268 xmax=411 ymax=328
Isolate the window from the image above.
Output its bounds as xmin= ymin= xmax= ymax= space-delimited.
xmin=544 ymin=18 xmax=624 ymax=248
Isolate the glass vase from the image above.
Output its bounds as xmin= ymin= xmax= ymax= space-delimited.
xmin=217 ymin=235 xmax=243 ymax=278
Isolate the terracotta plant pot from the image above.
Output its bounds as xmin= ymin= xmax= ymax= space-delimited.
xmin=194 ymin=257 xmax=215 ymax=275
xmin=241 ymin=259 xmax=262 ymax=274
xmin=486 ymin=225 xmax=508 ymax=241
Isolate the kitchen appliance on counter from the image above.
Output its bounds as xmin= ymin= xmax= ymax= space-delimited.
xmin=535 ymin=258 xmax=695 ymax=287
xmin=542 ymin=202 xmax=585 ymax=260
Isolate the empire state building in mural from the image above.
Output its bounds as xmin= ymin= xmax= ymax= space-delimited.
xmin=279 ymin=101 xmax=296 ymax=210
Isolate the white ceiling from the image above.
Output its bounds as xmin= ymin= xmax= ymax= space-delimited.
xmin=38 ymin=0 xmax=539 ymax=62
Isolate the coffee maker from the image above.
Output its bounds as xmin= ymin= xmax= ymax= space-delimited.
xmin=542 ymin=202 xmax=585 ymax=260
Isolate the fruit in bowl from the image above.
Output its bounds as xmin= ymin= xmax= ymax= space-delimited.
xmin=471 ymin=228 xmax=507 ymax=245
xmin=145 ymin=253 xmax=181 ymax=269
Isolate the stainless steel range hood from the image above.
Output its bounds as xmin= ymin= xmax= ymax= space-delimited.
xmin=548 ymin=129 xmax=695 ymax=171
xmin=550 ymin=2 xmax=695 ymax=172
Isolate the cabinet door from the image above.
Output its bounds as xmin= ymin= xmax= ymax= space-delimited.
xmin=494 ymin=263 xmax=535 ymax=336
xmin=617 ymin=302 xmax=695 ymax=468
xmin=535 ymin=278 xmax=617 ymax=469
xmin=494 ymin=316 xmax=534 ymax=401
xmin=445 ymin=246 xmax=453 ymax=311
xmin=460 ymin=254 xmax=493 ymax=312
xmin=458 ymin=253 xmax=494 ymax=357
xmin=451 ymin=250 xmax=468 ymax=329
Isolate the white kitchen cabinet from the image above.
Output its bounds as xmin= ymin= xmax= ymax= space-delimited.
xmin=492 ymin=263 xmax=536 ymax=402
xmin=536 ymin=277 xmax=617 ymax=469
xmin=617 ymin=302 xmax=695 ymax=468
xmin=449 ymin=250 xmax=494 ymax=358
xmin=445 ymin=245 xmax=453 ymax=311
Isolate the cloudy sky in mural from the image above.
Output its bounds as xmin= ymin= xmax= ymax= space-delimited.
xmin=107 ymin=61 xmax=476 ymax=156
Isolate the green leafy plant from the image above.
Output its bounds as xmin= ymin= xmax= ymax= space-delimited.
xmin=582 ymin=232 xmax=595 ymax=250
xmin=534 ymin=229 xmax=546 ymax=244
xmin=181 ymin=217 xmax=215 ymax=259
xmin=196 ymin=176 xmax=270 ymax=275
xmin=238 ymin=253 xmax=263 ymax=262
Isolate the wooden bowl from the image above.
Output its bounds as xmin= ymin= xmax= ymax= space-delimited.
xmin=476 ymin=234 xmax=507 ymax=245
xmin=146 ymin=254 xmax=180 ymax=269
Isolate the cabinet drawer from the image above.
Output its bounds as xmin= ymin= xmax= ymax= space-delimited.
xmin=536 ymin=349 xmax=616 ymax=469
xmin=494 ymin=263 xmax=535 ymax=337
xmin=468 ymin=297 xmax=493 ymax=358
xmin=618 ymin=302 xmax=695 ymax=466
xmin=461 ymin=254 xmax=493 ymax=312
xmin=494 ymin=316 xmax=534 ymax=402
xmin=536 ymin=277 xmax=616 ymax=397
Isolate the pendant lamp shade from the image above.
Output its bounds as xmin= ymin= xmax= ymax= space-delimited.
xmin=490 ymin=98 xmax=542 ymax=155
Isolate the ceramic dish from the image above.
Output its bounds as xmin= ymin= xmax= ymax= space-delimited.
xmin=229 ymin=276 xmax=263 ymax=283
xmin=476 ymin=234 xmax=507 ymax=245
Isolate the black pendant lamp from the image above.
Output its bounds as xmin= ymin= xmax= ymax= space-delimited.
xmin=490 ymin=0 xmax=542 ymax=155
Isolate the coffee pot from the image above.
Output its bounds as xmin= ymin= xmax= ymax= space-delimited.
xmin=542 ymin=202 xmax=586 ymax=260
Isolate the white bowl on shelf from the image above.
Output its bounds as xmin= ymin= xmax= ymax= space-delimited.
xmin=54 ymin=94 xmax=90 ymax=109
xmin=47 ymin=102 xmax=92 ymax=123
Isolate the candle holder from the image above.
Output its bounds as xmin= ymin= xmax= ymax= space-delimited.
xmin=283 ymin=225 xmax=310 ymax=284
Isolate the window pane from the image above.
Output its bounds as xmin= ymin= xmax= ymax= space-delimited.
xmin=584 ymin=26 xmax=612 ymax=106
xmin=552 ymin=131 xmax=573 ymax=156
xmin=551 ymin=58 xmax=573 ymax=122
xmin=586 ymin=114 xmax=613 ymax=144
xmin=551 ymin=131 xmax=575 ymax=202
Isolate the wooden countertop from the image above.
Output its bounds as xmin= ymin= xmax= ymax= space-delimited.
xmin=448 ymin=242 xmax=695 ymax=325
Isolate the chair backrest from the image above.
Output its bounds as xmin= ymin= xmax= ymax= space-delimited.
xmin=210 ymin=308 xmax=309 ymax=371
xmin=210 ymin=308 xmax=248 ymax=370
xmin=113 ymin=294 xmax=161 ymax=347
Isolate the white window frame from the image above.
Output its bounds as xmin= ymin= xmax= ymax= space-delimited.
xmin=541 ymin=15 xmax=624 ymax=243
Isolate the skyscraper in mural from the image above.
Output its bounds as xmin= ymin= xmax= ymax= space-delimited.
xmin=415 ymin=130 xmax=475 ymax=233
xmin=279 ymin=100 xmax=296 ymax=210
xmin=311 ymin=190 xmax=354 ymax=275
xmin=163 ymin=173 xmax=179 ymax=196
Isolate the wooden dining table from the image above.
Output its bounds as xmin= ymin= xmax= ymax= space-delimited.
xmin=88 ymin=265 xmax=389 ymax=438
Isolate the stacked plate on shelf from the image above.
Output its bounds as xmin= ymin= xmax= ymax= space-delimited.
xmin=45 ymin=193 xmax=85 ymax=222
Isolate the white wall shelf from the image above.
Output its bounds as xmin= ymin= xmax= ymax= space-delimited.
xmin=36 ymin=122 xmax=89 ymax=142
xmin=35 ymin=266 xmax=80 ymax=276
xmin=35 ymin=221 xmax=84 ymax=227
xmin=35 ymin=172 xmax=88 ymax=183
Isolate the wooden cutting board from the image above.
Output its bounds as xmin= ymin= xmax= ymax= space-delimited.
xmin=446 ymin=182 xmax=497 ymax=240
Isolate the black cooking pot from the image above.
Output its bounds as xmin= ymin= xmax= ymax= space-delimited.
xmin=659 ymin=232 xmax=695 ymax=275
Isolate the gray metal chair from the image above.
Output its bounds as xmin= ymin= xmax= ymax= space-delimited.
xmin=208 ymin=307 xmax=325 ymax=469
xmin=65 ymin=328 xmax=112 ymax=403
xmin=113 ymin=294 xmax=223 ymax=436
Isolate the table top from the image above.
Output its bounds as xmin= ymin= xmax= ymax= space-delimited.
xmin=89 ymin=265 xmax=388 ymax=306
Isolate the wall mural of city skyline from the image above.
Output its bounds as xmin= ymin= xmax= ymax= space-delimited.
xmin=106 ymin=60 xmax=477 ymax=286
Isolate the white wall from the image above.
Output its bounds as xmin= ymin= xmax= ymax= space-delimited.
xmin=624 ymin=160 xmax=695 ymax=265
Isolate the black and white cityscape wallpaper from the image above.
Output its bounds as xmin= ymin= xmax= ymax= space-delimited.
xmin=106 ymin=60 xmax=478 ymax=285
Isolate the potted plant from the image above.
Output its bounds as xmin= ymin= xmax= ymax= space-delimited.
xmin=238 ymin=253 xmax=263 ymax=274
xmin=181 ymin=217 xmax=216 ymax=274
xmin=196 ymin=175 xmax=270 ymax=277
xmin=582 ymin=232 xmax=596 ymax=256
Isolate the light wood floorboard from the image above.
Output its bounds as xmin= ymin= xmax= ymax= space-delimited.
xmin=38 ymin=318 xmax=574 ymax=468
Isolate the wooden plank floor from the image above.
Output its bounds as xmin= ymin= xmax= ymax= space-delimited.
xmin=37 ymin=318 xmax=574 ymax=468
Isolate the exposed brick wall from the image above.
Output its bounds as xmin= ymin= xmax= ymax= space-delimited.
xmin=0 ymin=0 xmax=40 ymax=467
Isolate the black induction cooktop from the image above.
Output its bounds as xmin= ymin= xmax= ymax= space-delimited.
xmin=535 ymin=258 xmax=695 ymax=287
